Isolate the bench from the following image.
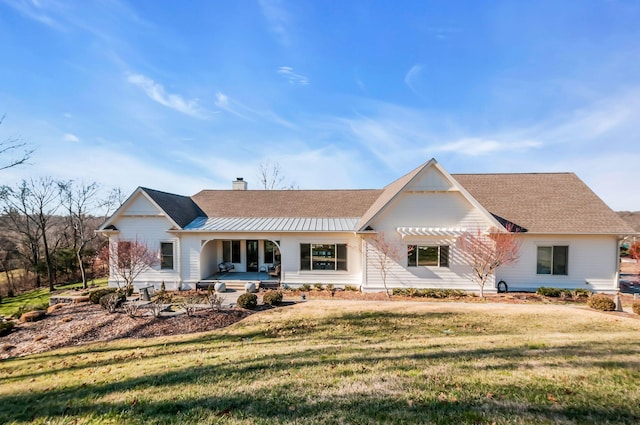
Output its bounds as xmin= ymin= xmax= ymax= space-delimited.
xmin=218 ymin=262 xmax=235 ymax=273
xmin=138 ymin=285 xmax=155 ymax=301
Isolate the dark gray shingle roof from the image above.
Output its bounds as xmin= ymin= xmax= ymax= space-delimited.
xmin=141 ymin=187 xmax=206 ymax=228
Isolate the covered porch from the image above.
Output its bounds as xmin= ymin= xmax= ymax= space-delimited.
xmin=198 ymin=270 xmax=281 ymax=290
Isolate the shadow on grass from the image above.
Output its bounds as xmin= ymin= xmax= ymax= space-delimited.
xmin=2 ymin=307 xmax=640 ymax=423
xmin=2 ymin=365 xmax=639 ymax=424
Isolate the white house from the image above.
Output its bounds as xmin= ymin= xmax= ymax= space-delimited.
xmin=98 ymin=159 xmax=634 ymax=294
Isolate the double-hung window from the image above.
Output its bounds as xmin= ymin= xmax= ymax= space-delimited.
xmin=300 ymin=243 xmax=347 ymax=271
xmin=160 ymin=242 xmax=174 ymax=270
xmin=536 ymin=246 xmax=568 ymax=275
xmin=407 ymin=245 xmax=450 ymax=267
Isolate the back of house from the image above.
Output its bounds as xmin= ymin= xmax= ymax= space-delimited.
xmin=98 ymin=158 xmax=634 ymax=294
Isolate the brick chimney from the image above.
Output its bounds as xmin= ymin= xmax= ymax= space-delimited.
xmin=232 ymin=177 xmax=248 ymax=190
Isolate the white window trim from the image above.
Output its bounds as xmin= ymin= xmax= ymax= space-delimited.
xmin=535 ymin=243 xmax=570 ymax=276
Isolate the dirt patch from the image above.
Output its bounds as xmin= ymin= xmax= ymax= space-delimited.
xmin=0 ymin=302 xmax=253 ymax=360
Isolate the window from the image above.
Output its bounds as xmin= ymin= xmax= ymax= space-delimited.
xmin=116 ymin=241 xmax=132 ymax=269
xmin=160 ymin=242 xmax=174 ymax=270
xmin=537 ymin=246 xmax=568 ymax=275
xmin=265 ymin=240 xmax=280 ymax=263
xmin=300 ymin=243 xmax=347 ymax=271
xmin=407 ymin=245 xmax=449 ymax=267
xmin=222 ymin=240 xmax=241 ymax=263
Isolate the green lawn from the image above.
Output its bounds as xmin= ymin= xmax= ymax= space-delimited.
xmin=0 ymin=277 xmax=108 ymax=317
xmin=1 ymin=301 xmax=639 ymax=424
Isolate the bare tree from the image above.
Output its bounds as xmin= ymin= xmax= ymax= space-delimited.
xmin=365 ymin=232 xmax=406 ymax=299
xmin=456 ymin=227 xmax=521 ymax=298
xmin=0 ymin=182 xmax=44 ymax=289
xmin=99 ymin=238 xmax=158 ymax=293
xmin=102 ymin=186 xmax=126 ymax=215
xmin=59 ymin=180 xmax=101 ymax=289
xmin=257 ymin=160 xmax=285 ymax=190
xmin=256 ymin=160 xmax=299 ymax=190
xmin=0 ymin=114 xmax=34 ymax=171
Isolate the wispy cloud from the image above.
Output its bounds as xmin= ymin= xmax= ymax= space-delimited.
xmin=214 ymin=92 xmax=251 ymax=120
xmin=63 ymin=133 xmax=79 ymax=142
xmin=404 ymin=64 xmax=424 ymax=97
xmin=278 ymin=66 xmax=309 ymax=85
xmin=127 ymin=73 xmax=205 ymax=118
xmin=433 ymin=137 xmax=542 ymax=156
xmin=3 ymin=0 xmax=67 ymax=31
xmin=214 ymin=91 xmax=296 ymax=128
xmin=258 ymin=0 xmax=291 ymax=46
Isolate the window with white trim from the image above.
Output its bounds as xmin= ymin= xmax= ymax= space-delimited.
xmin=536 ymin=246 xmax=568 ymax=275
xmin=407 ymin=245 xmax=449 ymax=267
xmin=160 ymin=242 xmax=174 ymax=270
xmin=300 ymin=243 xmax=347 ymax=271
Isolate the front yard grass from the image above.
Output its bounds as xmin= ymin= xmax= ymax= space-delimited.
xmin=0 ymin=278 xmax=108 ymax=317
xmin=1 ymin=301 xmax=639 ymax=424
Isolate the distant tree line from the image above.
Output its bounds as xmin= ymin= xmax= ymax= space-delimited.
xmin=0 ymin=178 xmax=124 ymax=296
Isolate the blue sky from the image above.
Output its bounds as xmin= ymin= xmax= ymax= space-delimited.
xmin=1 ymin=0 xmax=639 ymax=210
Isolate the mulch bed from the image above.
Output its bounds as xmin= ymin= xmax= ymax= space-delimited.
xmin=0 ymin=303 xmax=253 ymax=360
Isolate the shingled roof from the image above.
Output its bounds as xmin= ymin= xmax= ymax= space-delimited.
xmin=452 ymin=173 xmax=634 ymax=234
xmin=191 ymin=190 xmax=382 ymax=218
xmin=111 ymin=165 xmax=633 ymax=236
xmin=141 ymin=187 xmax=206 ymax=228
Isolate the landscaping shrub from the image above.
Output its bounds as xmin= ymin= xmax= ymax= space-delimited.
xmin=99 ymin=293 xmax=124 ymax=313
xmin=263 ymin=290 xmax=283 ymax=306
xmin=313 ymin=283 xmax=324 ymax=291
xmin=536 ymin=287 xmax=562 ymax=297
xmin=632 ymin=302 xmax=640 ymax=315
xmin=300 ymin=283 xmax=311 ymax=292
xmin=123 ymin=302 xmax=140 ymax=318
xmin=0 ymin=321 xmax=14 ymax=336
xmin=392 ymin=288 xmax=466 ymax=299
xmin=237 ymin=293 xmax=258 ymax=309
xmin=587 ymin=295 xmax=616 ymax=311
xmin=89 ymin=288 xmax=117 ymax=304
xmin=208 ymin=292 xmax=225 ymax=311
xmin=344 ymin=285 xmax=358 ymax=291
xmin=572 ymin=288 xmax=591 ymax=299
xmin=179 ymin=297 xmax=201 ymax=316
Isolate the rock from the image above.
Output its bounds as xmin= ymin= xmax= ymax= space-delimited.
xmin=245 ymin=282 xmax=257 ymax=293
xmin=214 ymin=282 xmax=226 ymax=293
xmin=47 ymin=303 xmax=65 ymax=313
xmin=20 ymin=310 xmax=46 ymax=323
xmin=73 ymin=296 xmax=90 ymax=304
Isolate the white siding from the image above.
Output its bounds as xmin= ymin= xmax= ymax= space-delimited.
xmin=373 ymin=192 xmax=490 ymax=231
xmin=124 ymin=194 xmax=164 ymax=216
xmin=406 ymin=166 xmax=454 ymax=191
xmin=362 ymin=236 xmax=487 ymax=292
xmin=275 ymin=232 xmax=363 ymax=286
xmin=496 ymin=234 xmax=619 ymax=292
xmin=108 ymin=215 xmax=181 ymax=290
xmin=362 ymin=187 xmax=494 ymax=293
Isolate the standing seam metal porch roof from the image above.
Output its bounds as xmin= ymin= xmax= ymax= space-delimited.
xmin=183 ymin=216 xmax=361 ymax=232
